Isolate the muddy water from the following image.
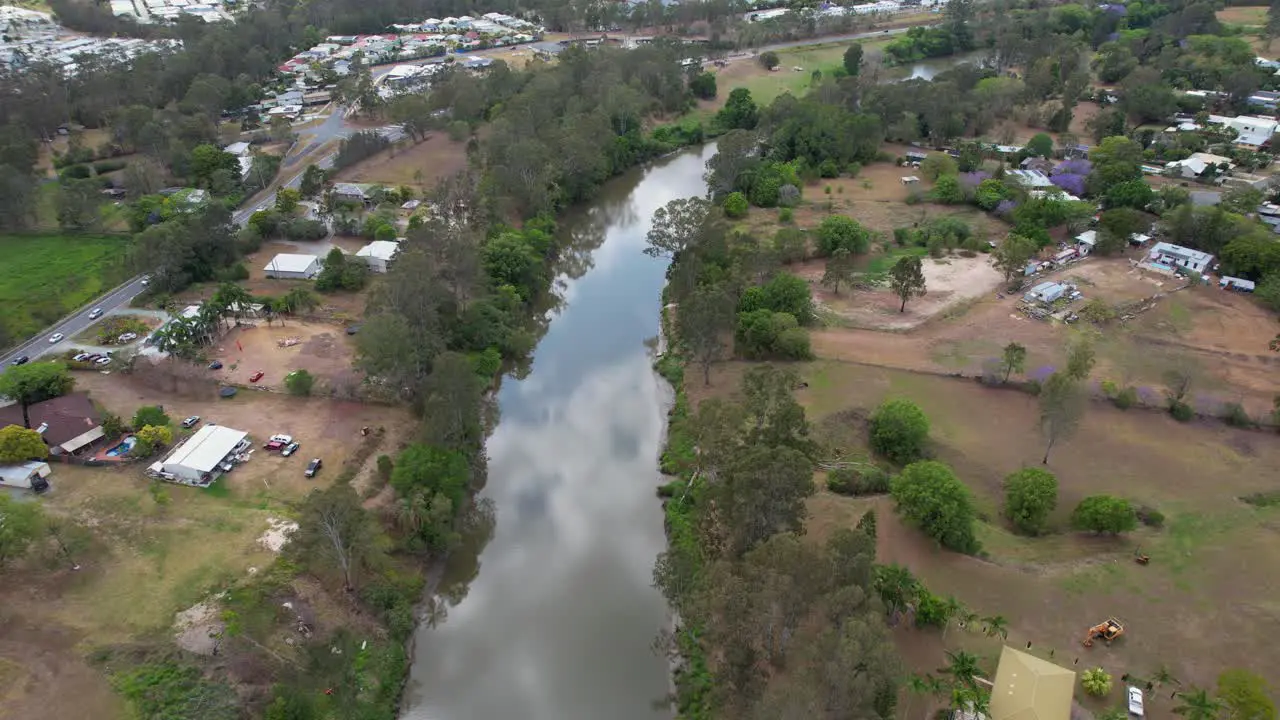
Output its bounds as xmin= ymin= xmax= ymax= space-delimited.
xmin=401 ymin=145 xmax=717 ymax=720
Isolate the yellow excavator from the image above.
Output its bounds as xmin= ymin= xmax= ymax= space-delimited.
xmin=1083 ymin=618 xmax=1124 ymax=647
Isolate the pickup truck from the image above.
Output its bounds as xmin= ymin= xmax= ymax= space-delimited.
xmin=264 ymin=433 xmax=293 ymax=451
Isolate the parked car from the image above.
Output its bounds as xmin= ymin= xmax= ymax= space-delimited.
xmin=305 ymin=458 xmax=322 ymax=478
xmin=281 ymin=441 xmax=300 ymax=457
xmin=48 ymin=333 xmax=64 ymax=343
xmin=95 ymin=357 xmax=112 ymax=365
xmin=73 ymin=353 xmax=90 ymax=362
xmin=249 ymin=371 xmax=265 ymax=383
xmin=10 ymin=355 xmax=29 ymax=366
xmin=264 ymin=433 xmax=293 ymax=451
xmin=1127 ymin=686 xmax=1144 ymax=717
xmin=88 ymin=308 xmax=104 ymax=320
xmin=208 ymin=360 xmax=223 ymax=370
xmin=181 ymin=416 xmax=201 ymax=429
xmin=118 ymin=332 xmax=138 ymax=343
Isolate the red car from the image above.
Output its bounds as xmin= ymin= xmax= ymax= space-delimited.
xmin=249 ymin=371 xmax=265 ymax=383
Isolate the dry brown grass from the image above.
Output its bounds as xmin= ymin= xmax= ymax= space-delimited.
xmin=332 ymin=133 xmax=469 ymax=192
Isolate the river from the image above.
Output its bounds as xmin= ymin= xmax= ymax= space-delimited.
xmin=401 ymin=145 xmax=717 ymax=720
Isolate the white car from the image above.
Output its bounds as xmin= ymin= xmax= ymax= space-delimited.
xmin=48 ymin=333 xmax=64 ymax=343
xmin=1127 ymin=686 xmax=1144 ymax=717
xmin=88 ymin=308 xmax=103 ymax=320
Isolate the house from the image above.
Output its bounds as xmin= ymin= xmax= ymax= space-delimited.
xmin=1215 ymin=115 xmax=1279 ymax=148
xmin=1220 ymin=276 xmax=1256 ymax=292
xmin=156 ymin=424 xmax=248 ymax=486
xmin=904 ymin=150 xmax=929 ymax=163
xmin=1020 ymin=156 xmax=1053 ymax=173
xmin=1023 ymin=281 xmax=1067 ymax=304
xmin=1129 ymin=233 xmax=1151 ymax=246
xmin=1248 ymin=90 xmax=1280 ymax=112
xmin=332 ymin=182 xmax=375 ymax=206
xmin=1148 ymin=242 xmax=1213 ymax=273
xmin=0 ymin=392 xmax=104 ymax=455
xmin=988 ymin=646 xmax=1076 ymax=720
xmin=355 ymin=240 xmax=400 ymax=273
xmin=263 ymin=253 xmax=321 ymax=280
xmin=224 ymin=141 xmax=251 ymax=156
xmin=1164 ymin=152 xmax=1233 ymax=180
xmin=1074 ymin=230 xmax=1098 ymax=255
xmin=1007 ymin=169 xmax=1055 ymax=189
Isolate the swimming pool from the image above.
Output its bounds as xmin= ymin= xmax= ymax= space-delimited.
xmin=106 ymin=436 xmax=137 ymax=457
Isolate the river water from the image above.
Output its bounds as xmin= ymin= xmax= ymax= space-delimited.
xmin=401 ymin=145 xmax=717 ymax=720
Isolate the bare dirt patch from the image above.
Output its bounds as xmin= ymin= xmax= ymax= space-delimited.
xmin=209 ymin=320 xmax=361 ymax=393
xmin=332 ymin=133 xmax=469 ymax=192
xmin=1217 ymin=5 xmax=1268 ymax=26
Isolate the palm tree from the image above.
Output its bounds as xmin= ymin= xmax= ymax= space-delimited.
xmin=940 ymin=595 xmax=966 ymax=639
xmin=873 ymin=563 xmax=919 ymax=617
xmin=955 ymin=608 xmax=980 ymax=636
xmin=906 ymin=673 xmax=945 ymax=719
xmin=940 ymin=650 xmax=983 ymax=691
xmin=1173 ymin=687 xmax=1223 ymax=720
xmin=394 ymin=493 xmax=427 ymax=533
xmin=982 ymin=614 xmax=1009 ymax=640
xmin=1152 ymin=665 xmax=1181 ymax=689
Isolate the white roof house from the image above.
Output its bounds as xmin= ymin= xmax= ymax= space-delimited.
xmin=1165 ymin=152 xmax=1234 ymax=179
xmin=264 ymin=253 xmax=321 ymax=280
xmin=1149 ymin=242 xmax=1214 ymax=273
xmin=1075 ymin=230 xmax=1098 ymax=254
xmin=161 ymin=424 xmax=248 ymax=486
xmin=1007 ymin=169 xmax=1055 ymax=188
xmin=355 ymin=240 xmax=400 ymax=273
xmin=1207 ymin=115 xmax=1280 ymax=147
xmin=224 ymin=141 xmax=251 ymax=156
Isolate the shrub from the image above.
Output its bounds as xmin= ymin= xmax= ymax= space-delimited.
xmin=61 ymin=164 xmax=92 ymax=180
xmin=377 ymin=454 xmax=394 ymax=480
xmin=1082 ymin=668 xmax=1113 ymax=697
xmin=1241 ymin=491 xmax=1280 ymax=508
xmin=93 ymin=159 xmax=126 ymax=174
xmin=846 ymin=162 xmax=862 ymax=177
xmin=891 ymin=460 xmax=980 ymax=554
xmin=1169 ymin=399 xmax=1194 ymax=422
xmin=132 ymin=405 xmax=170 ymax=429
xmin=1134 ymin=505 xmax=1165 ymax=528
xmin=1222 ymin=402 xmax=1253 ymax=428
xmin=827 ymin=465 xmax=891 ymax=496
xmin=285 ymin=369 xmax=315 ymax=396
xmin=1112 ymin=386 xmax=1137 ymax=410
xmin=869 ymin=398 xmax=929 ymax=464
xmin=722 ymin=192 xmax=749 ymax=218
xmin=778 ymin=207 xmax=794 ymax=223
xmin=1071 ymin=495 xmax=1137 ymax=535
xmin=816 ymin=215 xmax=871 ymax=256
xmin=818 ymin=159 xmax=840 ymax=178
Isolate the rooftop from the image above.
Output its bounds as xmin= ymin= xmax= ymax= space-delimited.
xmin=1150 ymin=241 xmax=1214 ymax=264
xmin=264 ymin=253 xmax=320 ymax=273
xmin=0 ymin=392 xmax=102 ymax=451
xmin=356 ymin=240 xmax=401 ymax=262
xmin=163 ymin=424 xmax=247 ymax=473
xmin=989 ymin=646 xmax=1075 ymax=720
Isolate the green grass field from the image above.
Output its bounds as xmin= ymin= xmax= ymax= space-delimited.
xmin=0 ymin=233 xmax=132 ymax=347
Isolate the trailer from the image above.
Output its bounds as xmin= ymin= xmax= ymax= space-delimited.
xmin=0 ymin=461 xmax=52 ymax=493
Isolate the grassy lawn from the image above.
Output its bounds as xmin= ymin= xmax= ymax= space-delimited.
xmin=1216 ymin=5 xmax=1268 ymax=27
xmin=0 ymin=233 xmax=131 ymax=347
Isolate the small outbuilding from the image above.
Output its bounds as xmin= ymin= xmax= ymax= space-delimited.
xmin=159 ymin=424 xmax=249 ymax=487
xmin=264 ymin=253 xmax=321 ymax=280
xmin=1220 ymin=276 xmax=1256 ymax=292
xmin=1074 ymin=230 xmax=1098 ymax=255
xmin=355 ymin=240 xmax=400 ymax=273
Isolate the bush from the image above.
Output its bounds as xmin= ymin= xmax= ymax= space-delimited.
xmin=1071 ymin=495 xmax=1137 ymax=535
xmin=1112 ymin=386 xmax=1137 ymax=410
xmin=816 ymin=215 xmax=871 ymax=256
xmin=722 ymin=192 xmax=749 ymax=218
xmin=1134 ymin=505 xmax=1165 ymax=528
xmin=827 ymin=465 xmax=891 ymax=496
xmin=778 ymin=207 xmax=793 ymax=223
xmin=735 ymin=310 xmax=812 ymax=360
xmin=376 ymin=454 xmax=394 ymax=481
xmin=285 ymin=369 xmax=315 ymax=396
xmin=1082 ymin=668 xmax=1113 ymax=697
xmin=868 ymin=398 xmax=929 ymax=464
xmin=132 ymin=405 xmax=170 ymax=429
xmin=1169 ymin=399 xmax=1194 ymax=422
xmin=61 ymin=164 xmax=92 ymax=179
xmin=93 ymin=159 xmax=126 ymax=174
xmin=1222 ymin=402 xmax=1253 ymax=428
xmin=891 ymin=460 xmax=980 ymax=554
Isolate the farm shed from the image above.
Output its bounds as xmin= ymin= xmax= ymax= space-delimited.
xmin=159 ymin=424 xmax=248 ymax=486
xmin=264 ymin=253 xmax=321 ymax=280
xmin=1023 ymin=282 xmax=1067 ymax=304
xmin=989 ymin=646 xmax=1076 ymax=720
xmin=355 ymin=240 xmax=401 ymax=273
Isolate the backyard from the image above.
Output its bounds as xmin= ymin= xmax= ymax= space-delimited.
xmin=690 ymin=358 xmax=1280 ymax=710
xmin=0 ymin=233 xmax=131 ymax=349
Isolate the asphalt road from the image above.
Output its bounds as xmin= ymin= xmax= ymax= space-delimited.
xmin=1 ymin=275 xmax=153 ymax=367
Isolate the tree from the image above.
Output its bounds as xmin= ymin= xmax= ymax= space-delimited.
xmin=844 ymin=43 xmax=863 ymax=76
xmin=939 ymin=650 xmax=982 ymax=690
xmin=290 ymin=484 xmax=378 ymax=591
xmin=689 ymin=71 xmax=717 ymax=100
xmin=1000 ymin=342 xmax=1027 ymax=383
xmin=992 ymin=233 xmax=1037 ymax=286
xmin=274 ymin=187 xmax=301 ymax=214
xmin=391 ymin=444 xmax=470 ymax=510
xmin=0 ymin=362 xmax=74 ymax=429
xmin=821 ymin=247 xmax=857 ymax=295
xmin=1119 ymin=67 xmax=1177 ymax=125
xmin=645 ymin=196 xmax=715 ymax=259
xmin=723 ymin=191 xmax=749 ymax=218
xmin=1027 ymin=133 xmax=1054 ymax=158
xmin=285 ymin=369 xmax=315 ymax=396
xmin=891 ymin=461 xmax=980 ymax=553
xmin=889 ymin=255 xmax=927 ymax=313
xmin=873 ymin=563 xmax=919 ymax=615
xmin=416 ymin=352 xmax=486 ymax=450
xmin=132 ymin=405 xmax=170 ymax=429
xmin=920 ymin=154 xmax=958 ymax=181
xmin=1071 ymin=495 xmax=1138 ymax=535
xmin=0 ymin=493 xmax=44 ymax=567
xmin=759 ymin=51 xmax=780 ymax=70
xmin=299 ymin=163 xmax=326 ymax=198
xmin=1065 ymin=334 xmax=1096 ymax=381
xmin=869 ymin=398 xmax=930 ymax=464
xmin=1083 ymin=668 xmax=1114 ymax=697
xmin=715 ymin=444 xmax=815 ymax=557
xmin=718 ymin=88 xmax=759 ymax=130
xmin=983 ymin=615 xmax=1009 ymax=640
xmin=1004 ymin=467 xmax=1058 ymax=535
xmin=133 ymin=424 xmax=172 ymax=456
xmin=56 ymin=177 xmax=103 ymax=230
xmin=0 ymin=425 xmax=48 ymax=463
xmin=680 ymin=284 xmax=735 ymax=386
xmin=1097 ymin=208 xmax=1146 ymax=255
xmin=930 ymin=175 xmax=965 ymax=205
xmin=1038 ymin=372 xmax=1084 ymax=464
xmin=1175 ymin=688 xmax=1226 ymax=720
xmin=1217 ymin=669 xmax=1277 ymax=720
xmin=816 ymin=215 xmax=870 ymax=256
